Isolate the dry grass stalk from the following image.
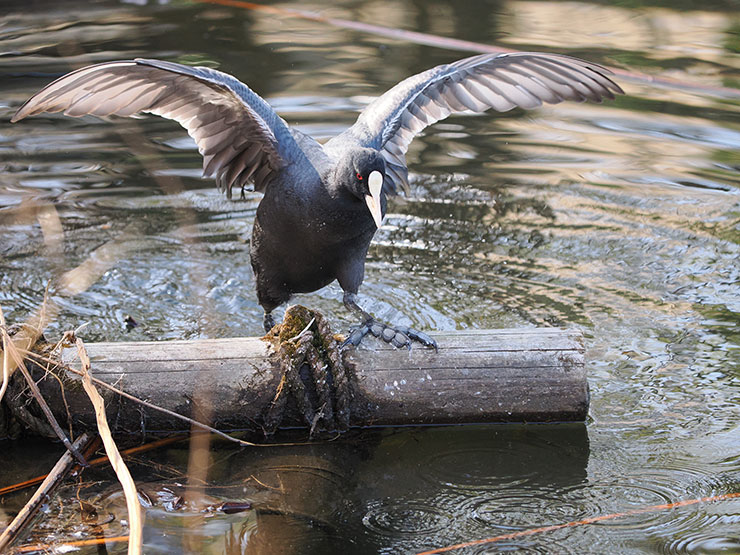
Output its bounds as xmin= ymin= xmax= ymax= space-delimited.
xmin=0 ymin=294 xmax=48 ymax=405
xmin=76 ymin=338 xmax=143 ymax=555
xmin=0 ymin=319 xmax=87 ymax=465
xmin=0 ymin=305 xmax=10 ymax=403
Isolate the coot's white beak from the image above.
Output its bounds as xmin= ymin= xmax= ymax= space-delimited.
xmin=364 ymin=170 xmax=384 ymax=229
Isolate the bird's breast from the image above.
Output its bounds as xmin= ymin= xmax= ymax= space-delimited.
xmin=251 ymin=190 xmax=376 ymax=293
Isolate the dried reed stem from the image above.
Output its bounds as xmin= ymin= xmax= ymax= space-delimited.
xmin=77 ymin=338 xmax=143 ymax=555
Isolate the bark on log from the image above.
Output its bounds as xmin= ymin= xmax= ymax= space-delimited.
xmin=26 ymin=328 xmax=586 ymax=435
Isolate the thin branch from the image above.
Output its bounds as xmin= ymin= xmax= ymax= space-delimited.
xmin=33 ymin=342 xmax=75 ymax=440
xmin=1 ymin=329 xmax=88 ymax=466
xmin=0 ymin=305 xmax=10 ymax=403
xmin=14 ymin=535 xmax=131 ymax=553
xmin=0 ymin=435 xmax=183 ymax=497
xmin=0 ymin=433 xmax=91 ymax=553
xmin=415 ymin=492 xmax=740 ymax=555
xmin=85 ymin=434 xmax=187 ymax=467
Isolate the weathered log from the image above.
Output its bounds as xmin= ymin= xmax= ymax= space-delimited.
xmin=25 ymin=328 xmax=586 ymax=435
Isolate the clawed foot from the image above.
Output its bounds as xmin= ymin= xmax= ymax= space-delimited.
xmin=341 ymin=291 xmax=437 ymax=351
xmin=341 ymin=317 xmax=438 ymax=351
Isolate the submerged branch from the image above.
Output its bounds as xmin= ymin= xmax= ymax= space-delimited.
xmin=0 ymin=433 xmax=92 ymax=553
xmin=416 ymin=492 xmax=740 ymax=555
xmin=0 ymin=435 xmax=184 ymax=497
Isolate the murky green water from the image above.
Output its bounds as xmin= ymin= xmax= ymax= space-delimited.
xmin=1 ymin=0 xmax=739 ymax=553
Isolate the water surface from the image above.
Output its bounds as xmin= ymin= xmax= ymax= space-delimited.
xmin=0 ymin=0 xmax=739 ymax=553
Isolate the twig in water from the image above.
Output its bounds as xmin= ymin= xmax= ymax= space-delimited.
xmin=0 ymin=435 xmax=184 ymax=497
xmin=14 ymin=535 xmax=131 ymax=553
xmin=77 ymin=338 xmax=143 ymax=555
xmin=0 ymin=433 xmax=91 ymax=553
xmin=84 ymin=435 xmax=187 ymax=468
xmin=415 ymin=492 xmax=740 ymax=554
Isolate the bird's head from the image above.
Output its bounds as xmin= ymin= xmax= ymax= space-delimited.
xmin=343 ymin=149 xmax=386 ymax=229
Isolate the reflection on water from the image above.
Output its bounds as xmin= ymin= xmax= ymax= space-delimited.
xmin=1 ymin=0 xmax=739 ymax=553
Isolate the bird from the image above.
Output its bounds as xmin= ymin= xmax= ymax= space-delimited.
xmin=11 ymin=52 xmax=623 ymax=349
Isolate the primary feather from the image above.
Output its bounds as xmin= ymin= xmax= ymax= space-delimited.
xmin=334 ymin=52 xmax=623 ymax=194
xmin=11 ymin=58 xmax=308 ymax=196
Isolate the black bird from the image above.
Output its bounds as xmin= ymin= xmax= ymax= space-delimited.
xmin=12 ymin=53 xmax=622 ymax=349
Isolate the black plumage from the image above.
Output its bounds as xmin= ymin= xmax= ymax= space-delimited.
xmin=11 ymin=52 xmax=623 ymax=348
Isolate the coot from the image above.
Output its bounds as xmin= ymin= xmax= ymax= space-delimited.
xmin=12 ymin=52 xmax=622 ymax=348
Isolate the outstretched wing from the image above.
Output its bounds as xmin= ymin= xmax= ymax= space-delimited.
xmin=12 ymin=59 xmax=306 ymax=196
xmin=344 ymin=52 xmax=623 ymax=194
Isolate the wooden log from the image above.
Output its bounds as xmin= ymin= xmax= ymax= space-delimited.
xmin=27 ymin=328 xmax=586 ymax=435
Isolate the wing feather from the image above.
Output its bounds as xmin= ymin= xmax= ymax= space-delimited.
xmin=12 ymin=59 xmax=311 ymax=196
xmin=341 ymin=52 xmax=623 ymax=194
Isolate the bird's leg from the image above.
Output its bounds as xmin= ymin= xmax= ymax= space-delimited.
xmin=263 ymin=311 xmax=275 ymax=333
xmin=342 ymin=292 xmax=437 ymax=351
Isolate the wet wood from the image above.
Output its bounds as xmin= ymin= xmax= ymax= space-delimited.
xmin=0 ymin=433 xmax=92 ymax=553
xmin=30 ymin=329 xmax=586 ymax=434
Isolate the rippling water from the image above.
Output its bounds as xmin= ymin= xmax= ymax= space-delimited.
xmin=1 ymin=0 xmax=739 ymax=553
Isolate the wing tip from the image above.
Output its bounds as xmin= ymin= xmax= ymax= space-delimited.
xmin=610 ymin=80 xmax=626 ymax=96
xmin=11 ymin=103 xmax=47 ymax=123
xmin=500 ymin=51 xmax=625 ymax=99
xmin=10 ymin=59 xmax=143 ymax=124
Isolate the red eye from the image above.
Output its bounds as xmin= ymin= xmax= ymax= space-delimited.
xmin=356 ymin=172 xmax=363 ymax=180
